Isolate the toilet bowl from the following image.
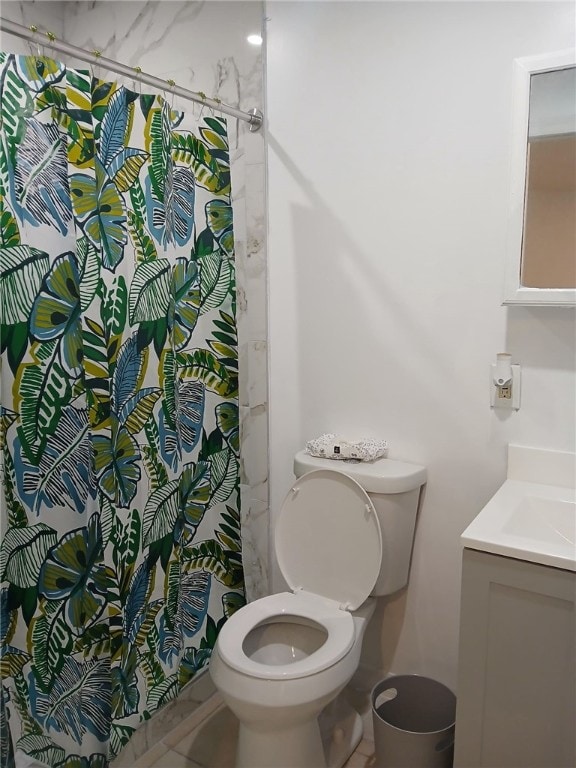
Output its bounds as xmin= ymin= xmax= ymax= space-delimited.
xmin=216 ymin=591 xmax=355 ymax=680
xmin=210 ymin=453 xmax=427 ymax=768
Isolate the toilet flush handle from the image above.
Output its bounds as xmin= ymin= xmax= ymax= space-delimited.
xmin=291 ymin=486 xmax=300 ymax=498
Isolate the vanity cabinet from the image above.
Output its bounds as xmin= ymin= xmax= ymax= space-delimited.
xmin=454 ymin=548 xmax=575 ymax=768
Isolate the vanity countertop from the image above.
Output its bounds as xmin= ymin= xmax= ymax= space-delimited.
xmin=461 ymin=445 xmax=576 ymax=571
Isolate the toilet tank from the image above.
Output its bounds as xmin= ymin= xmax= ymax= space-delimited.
xmin=293 ymin=451 xmax=427 ymax=596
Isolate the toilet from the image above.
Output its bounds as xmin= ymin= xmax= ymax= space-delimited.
xmin=209 ymin=450 xmax=427 ymax=768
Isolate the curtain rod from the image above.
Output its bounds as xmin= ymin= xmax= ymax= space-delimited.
xmin=0 ymin=17 xmax=264 ymax=132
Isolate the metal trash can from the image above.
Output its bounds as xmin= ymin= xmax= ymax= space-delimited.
xmin=371 ymin=675 xmax=456 ymax=768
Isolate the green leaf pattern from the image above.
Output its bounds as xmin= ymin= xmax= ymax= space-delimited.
xmin=1 ymin=55 xmax=242 ymax=766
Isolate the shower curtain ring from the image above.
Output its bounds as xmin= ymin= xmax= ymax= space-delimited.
xmin=43 ymin=30 xmax=56 ymax=63
xmin=197 ymin=91 xmax=207 ymax=121
xmin=27 ymin=24 xmax=42 ymax=61
xmin=133 ymin=66 xmax=142 ymax=95
xmin=167 ymin=78 xmax=176 ymax=109
xmin=91 ymin=49 xmax=102 ymax=82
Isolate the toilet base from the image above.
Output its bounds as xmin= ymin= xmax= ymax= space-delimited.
xmin=320 ymin=693 xmax=364 ymax=768
xmin=237 ymin=718 xmax=325 ymax=768
xmin=234 ymin=693 xmax=364 ymax=768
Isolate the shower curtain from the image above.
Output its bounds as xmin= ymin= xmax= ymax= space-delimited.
xmin=0 ymin=52 xmax=244 ymax=767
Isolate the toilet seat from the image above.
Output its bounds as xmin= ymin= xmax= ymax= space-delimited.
xmin=216 ymin=469 xmax=383 ymax=681
xmin=216 ymin=591 xmax=355 ymax=680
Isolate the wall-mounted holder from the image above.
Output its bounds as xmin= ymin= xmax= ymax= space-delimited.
xmin=490 ymin=353 xmax=521 ymax=410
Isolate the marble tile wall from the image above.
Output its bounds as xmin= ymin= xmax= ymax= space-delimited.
xmin=0 ymin=1 xmax=65 ymax=48
xmin=1 ymin=0 xmax=270 ymax=603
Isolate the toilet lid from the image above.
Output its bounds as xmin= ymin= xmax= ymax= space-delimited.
xmin=275 ymin=469 xmax=383 ymax=610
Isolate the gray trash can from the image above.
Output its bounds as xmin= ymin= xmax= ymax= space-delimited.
xmin=371 ymin=675 xmax=456 ymax=768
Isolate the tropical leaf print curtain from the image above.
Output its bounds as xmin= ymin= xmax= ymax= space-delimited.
xmin=0 ymin=52 xmax=244 ymax=767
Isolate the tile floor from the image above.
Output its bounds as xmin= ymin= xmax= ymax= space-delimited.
xmin=127 ymin=694 xmax=376 ymax=768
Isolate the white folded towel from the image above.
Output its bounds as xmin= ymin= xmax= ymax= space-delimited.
xmin=305 ymin=433 xmax=388 ymax=462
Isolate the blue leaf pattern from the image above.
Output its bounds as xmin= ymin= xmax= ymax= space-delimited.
xmin=124 ymin=562 xmax=152 ymax=638
xmin=98 ymin=86 xmax=129 ymax=168
xmin=28 ymin=657 xmax=111 ymax=743
xmin=13 ymin=118 xmax=72 ymax=234
xmin=112 ymin=334 xmax=144 ymax=413
xmin=13 ymin=405 xmax=96 ymax=515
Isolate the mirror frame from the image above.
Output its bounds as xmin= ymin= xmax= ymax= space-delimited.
xmin=503 ymin=48 xmax=576 ymax=306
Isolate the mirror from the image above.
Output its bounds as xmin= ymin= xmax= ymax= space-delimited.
xmin=503 ymin=49 xmax=576 ymax=306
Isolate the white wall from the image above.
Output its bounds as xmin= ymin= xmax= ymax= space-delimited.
xmin=266 ymin=1 xmax=576 ymax=691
